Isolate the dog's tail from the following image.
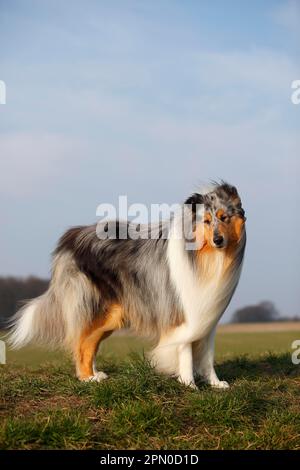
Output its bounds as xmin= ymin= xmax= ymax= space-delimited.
xmin=7 ymin=290 xmax=65 ymax=350
xmin=7 ymin=250 xmax=99 ymax=351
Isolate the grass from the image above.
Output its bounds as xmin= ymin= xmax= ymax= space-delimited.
xmin=0 ymin=330 xmax=300 ymax=450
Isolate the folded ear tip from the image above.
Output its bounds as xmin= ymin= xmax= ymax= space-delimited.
xmin=184 ymin=193 xmax=204 ymax=207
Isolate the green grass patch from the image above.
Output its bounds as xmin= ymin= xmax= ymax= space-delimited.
xmin=0 ymin=411 xmax=91 ymax=450
xmin=0 ymin=331 xmax=300 ymax=449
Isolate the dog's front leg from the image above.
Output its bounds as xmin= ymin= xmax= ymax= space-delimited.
xmin=150 ymin=325 xmax=197 ymax=389
xmin=193 ymin=327 xmax=229 ymax=389
xmin=177 ymin=342 xmax=197 ymax=389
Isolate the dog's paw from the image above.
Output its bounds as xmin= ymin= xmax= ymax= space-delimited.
xmin=81 ymin=371 xmax=108 ymax=383
xmin=211 ymin=380 xmax=229 ymax=389
xmin=178 ymin=377 xmax=198 ymax=390
xmin=188 ymin=382 xmax=199 ymax=390
xmin=92 ymin=371 xmax=108 ymax=382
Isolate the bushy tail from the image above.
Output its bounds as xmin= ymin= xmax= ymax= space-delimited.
xmin=7 ymin=291 xmax=65 ymax=349
xmin=7 ymin=251 xmax=100 ymax=351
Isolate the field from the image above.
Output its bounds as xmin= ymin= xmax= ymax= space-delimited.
xmin=1 ymin=323 xmax=300 ymax=450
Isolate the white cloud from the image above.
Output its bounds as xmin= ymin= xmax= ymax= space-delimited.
xmin=67 ymin=47 xmax=300 ymax=126
xmin=0 ymin=132 xmax=87 ymax=197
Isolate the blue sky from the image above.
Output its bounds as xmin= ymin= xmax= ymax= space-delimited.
xmin=0 ymin=0 xmax=299 ymax=321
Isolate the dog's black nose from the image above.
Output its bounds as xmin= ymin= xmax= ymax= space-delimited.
xmin=213 ymin=235 xmax=224 ymax=246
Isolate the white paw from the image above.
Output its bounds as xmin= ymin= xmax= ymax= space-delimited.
xmin=188 ymin=382 xmax=199 ymax=390
xmin=210 ymin=380 xmax=229 ymax=389
xmin=178 ymin=377 xmax=198 ymax=390
xmin=82 ymin=371 xmax=108 ymax=383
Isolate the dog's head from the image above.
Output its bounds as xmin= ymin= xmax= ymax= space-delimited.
xmin=185 ymin=182 xmax=246 ymax=250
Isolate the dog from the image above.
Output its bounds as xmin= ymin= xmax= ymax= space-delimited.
xmin=8 ymin=182 xmax=246 ymax=389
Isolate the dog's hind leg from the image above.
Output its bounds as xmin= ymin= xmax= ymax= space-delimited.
xmin=74 ymin=303 xmax=123 ymax=382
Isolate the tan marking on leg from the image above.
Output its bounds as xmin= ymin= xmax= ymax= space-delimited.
xmin=75 ymin=303 xmax=124 ymax=381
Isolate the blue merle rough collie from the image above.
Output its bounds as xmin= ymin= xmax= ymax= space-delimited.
xmin=8 ymin=182 xmax=246 ymax=389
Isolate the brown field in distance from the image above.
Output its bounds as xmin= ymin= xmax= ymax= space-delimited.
xmin=218 ymin=321 xmax=300 ymax=333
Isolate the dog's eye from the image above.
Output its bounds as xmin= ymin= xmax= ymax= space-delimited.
xmin=204 ymin=219 xmax=211 ymax=225
xmin=220 ymin=215 xmax=228 ymax=222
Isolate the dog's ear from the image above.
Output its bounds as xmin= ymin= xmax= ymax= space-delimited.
xmin=236 ymin=207 xmax=246 ymax=220
xmin=228 ymin=184 xmax=238 ymax=198
xmin=231 ymin=215 xmax=246 ymax=241
xmin=218 ymin=182 xmax=239 ymax=200
xmin=184 ymin=193 xmax=204 ymax=212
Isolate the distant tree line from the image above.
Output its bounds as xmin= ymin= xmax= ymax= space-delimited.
xmin=0 ymin=277 xmax=299 ymax=328
xmin=0 ymin=276 xmax=49 ymax=328
xmin=231 ymin=301 xmax=299 ymax=323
